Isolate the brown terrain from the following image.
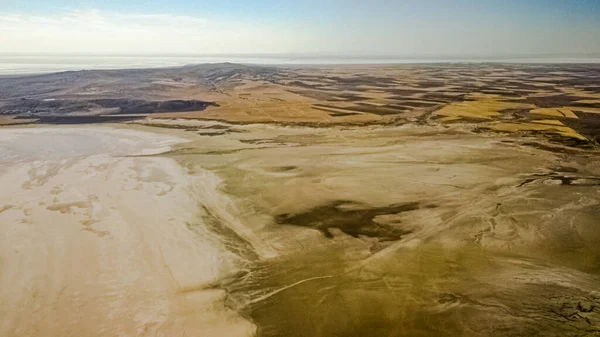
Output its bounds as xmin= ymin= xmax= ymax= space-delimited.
xmin=1 ymin=63 xmax=600 ymax=337
xmin=1 ymin=63 xmax=599 ymax=146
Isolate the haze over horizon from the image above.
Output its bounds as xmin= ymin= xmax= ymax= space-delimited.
xmin=1 ymin=0 xmax=600 ymax=58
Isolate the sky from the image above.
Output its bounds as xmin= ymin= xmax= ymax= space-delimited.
xmin=0 ymin=0 xmax=599 ymax=57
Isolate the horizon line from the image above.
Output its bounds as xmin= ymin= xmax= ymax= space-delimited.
xmin=1 ymin=52 xmax=600 ymax=59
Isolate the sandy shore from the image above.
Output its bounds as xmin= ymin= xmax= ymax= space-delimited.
xmin=0 ymin=126 xmax=255 ymax=337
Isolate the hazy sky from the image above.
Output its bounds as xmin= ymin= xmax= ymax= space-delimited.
xmin=1 ymin=0 xmax=599 ymax=56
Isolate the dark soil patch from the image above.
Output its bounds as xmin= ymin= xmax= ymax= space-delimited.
xmin=35 ymin=115 xmax=143 ymax=124
xmin=0 ymin=98 xmax=216 ymax=115
xmin=198 ymin=132 xmax=227 ymax=136
xmin=414 ymin=81 xmax=445 ymax=88
xmin=387 ymin=89 xmax=428 ymax=96
xmin=270 ymin=166 xmax=298 ymax=172
xmin=420 ymin=93 xmax=466 ymax=103
xmin=329 ymin=111 xmax=361 ymax=117
xmin=518 ymin=172 xmax=600 ymax=187
xmin=563 ymin=111 xmax=600 ymax=144
xmin=479 ymin=90 xmax=521 ymax=98
xmin=388 ymin=100 xmax=441 ymax=108
xmin=521 ymin=141 xmax=589 ymax=155
xmin=276 ymin=200 xmax=429 ymax=240
xmin=334 ymin=94 xmax=367 ymax=102
xmin=527 ymin=95 xmax=597 ymax=108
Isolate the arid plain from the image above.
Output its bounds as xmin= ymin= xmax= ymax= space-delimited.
xmin=1 ymin=63 xmax=600 ymax=337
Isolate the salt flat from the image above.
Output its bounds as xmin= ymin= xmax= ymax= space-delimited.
xmin=0 ymin=126 xmax=255 ymax=337
xmin=1 ymin=121 xmax=600 ymax=336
